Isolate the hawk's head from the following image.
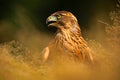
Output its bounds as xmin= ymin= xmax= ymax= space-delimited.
xmin=46 ymin=11 xmax=80 ymax=33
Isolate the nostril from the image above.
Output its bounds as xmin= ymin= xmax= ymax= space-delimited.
xmin=48 ymin=16 xmax=51 ymax=20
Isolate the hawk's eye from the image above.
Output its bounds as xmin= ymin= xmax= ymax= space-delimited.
xmin=56 ymin=15 xmax=61 ymax=19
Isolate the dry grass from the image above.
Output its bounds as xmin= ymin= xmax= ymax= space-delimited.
xmin=0 ymin=8 xmax=120 ymax=80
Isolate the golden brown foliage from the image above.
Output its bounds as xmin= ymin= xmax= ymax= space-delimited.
xmin=0 ymin=8 xmax=120 ymax=80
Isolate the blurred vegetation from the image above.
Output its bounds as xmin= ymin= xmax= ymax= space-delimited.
xmin=0 ymin=0 xmax=120 ymax=80
xmin=0 ymin=0 xmax=116 ymax=25
xmin=0 ymin=0 xmax=117 ymax=42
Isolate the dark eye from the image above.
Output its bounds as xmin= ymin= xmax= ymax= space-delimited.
xmin=56 ymin=15 xmax=61 ymax=19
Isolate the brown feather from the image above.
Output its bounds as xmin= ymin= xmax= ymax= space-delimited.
xmin=42 ymin=11 xmax=93 ymax=63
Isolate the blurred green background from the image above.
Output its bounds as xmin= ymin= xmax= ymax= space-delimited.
xmin=0 ymin=0 xmax=117 ymax=42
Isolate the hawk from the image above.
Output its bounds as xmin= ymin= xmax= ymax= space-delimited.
xmin=41 ymin=11 xmax=93 ymax=63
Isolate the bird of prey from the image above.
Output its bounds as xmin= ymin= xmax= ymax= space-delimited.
xmin=41 ymin=11 xmax=93 ymax=63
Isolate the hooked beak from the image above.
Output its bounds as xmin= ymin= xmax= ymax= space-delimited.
xmin=46 ymin=15 xmax=57 ymax=27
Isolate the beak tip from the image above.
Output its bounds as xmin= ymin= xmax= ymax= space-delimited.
xmin=46 ymin=19 xmax=48 ymax=24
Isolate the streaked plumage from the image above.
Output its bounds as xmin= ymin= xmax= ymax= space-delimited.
xmin=41 ymin=11 xmax=93 ymax=63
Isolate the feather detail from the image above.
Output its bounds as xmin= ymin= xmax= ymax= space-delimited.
xmin=42 ymin=11 xmax=93 ymax=63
